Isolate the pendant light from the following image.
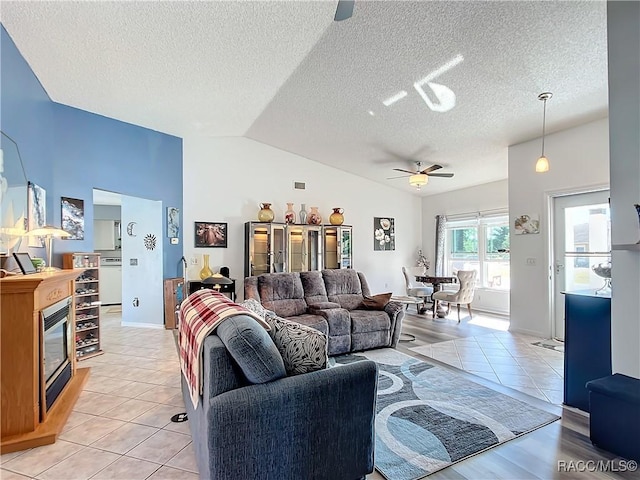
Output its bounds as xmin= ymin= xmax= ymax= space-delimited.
xmin=535 ymin=92 xmax=552 ymax=173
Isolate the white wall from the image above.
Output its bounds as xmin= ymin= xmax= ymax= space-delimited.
xmin=182 ymin=137 xmax=422 ymax=298
xmin=508 ymin=118 xmax=609 ymax=337
xmin=607 ymin=1 xmax=640 ymax=377
xmin=421 ymin=179 xmax=510 ymax=314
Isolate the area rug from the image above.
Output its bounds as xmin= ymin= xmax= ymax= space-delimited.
xmin=333 ymin=349 xmax=560 ymax=480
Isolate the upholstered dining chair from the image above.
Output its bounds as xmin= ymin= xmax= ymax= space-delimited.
xmin=402 ymin=267 xmax=433 ymax=313
xmin=432 ymin=270 xmax=477 ymax=323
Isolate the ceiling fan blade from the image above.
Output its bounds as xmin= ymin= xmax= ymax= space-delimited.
xmin=426 ymin=172 xmax=454 ymax=178
xmin=386 ymin=175 xmax=411 ymax=180
xmin=334 ymin=0 xmax=354 ymax=21
xmin=420 ymin=164 xmax=443 ymax=174
xmin=393 ymin=168 xmax=417 ymax=175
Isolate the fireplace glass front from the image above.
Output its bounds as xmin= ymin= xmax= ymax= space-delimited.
xmin=41 ymin=297 xmax=72 ymax=411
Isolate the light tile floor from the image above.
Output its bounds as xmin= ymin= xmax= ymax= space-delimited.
xmin=409 ymin=321 xmax=565 ymax=405
xmin=1 ymin=308 xmax=197 ymax=480
xmin=2 ymin=307 xmax=565 ymax=479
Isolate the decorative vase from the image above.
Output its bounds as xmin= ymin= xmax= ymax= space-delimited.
xmin=307 ymin=207 xmax=322 ymax=225
xmin=299 ymin=204 xmax=307 ymax=225
xmin=329 ymin=207 xmax=344 ymax=226
xmin=258 ymin=203 xmax=275 ymax=222
xmin=199 ymin=254 xmax=214 ymax=280
xmin=285 ymin=203 xmax=296 ymax=224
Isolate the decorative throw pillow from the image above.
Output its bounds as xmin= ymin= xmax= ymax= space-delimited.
xmin=216 ymin=315 xmax=286 ymax=384
xmin=362 ymin=292 xmax=392 ymax=310
xmin=241 ymin=298 xmax=277 ymax=321
xmin=264 ymin=316 xmax=328 ymax=376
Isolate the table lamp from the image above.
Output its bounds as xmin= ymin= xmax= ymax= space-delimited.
xmin=202 ymin=273 xmax=233 ymax=291
xmin=26 ymin=226 xmax=70 ymax=271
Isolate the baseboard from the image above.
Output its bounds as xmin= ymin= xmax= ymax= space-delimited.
xmin=121 ymin=321 xmax=164 ymax=329
xmin=508 ymin=325 xmax=548 ymax=338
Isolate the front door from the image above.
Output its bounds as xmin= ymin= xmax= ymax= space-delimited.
xmin=552 ymin=190 xmax=610 ymax=340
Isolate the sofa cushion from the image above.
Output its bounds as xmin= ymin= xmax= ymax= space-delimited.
xmin=258 ymin=273 xmax=308 ymax=318
xmin=362 ymin=292 xmax=392 ymax=310
xmin=216 ymin=315 xmax=287 ymax=384
xmin=285 ymin=314 xmax=329 ymax=336
xmin=349 ymin=309 xmax=391 ymax=333
xmin=300 ymin=270 xmax=330 ymax=305
xmin=264 ymin=315 xmax=328 ymax=375
xmin=322 ymin=269 xmax=365 ymax=311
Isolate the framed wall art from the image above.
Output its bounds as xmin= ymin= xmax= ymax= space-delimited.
xmin=195 ymin=222 xmax=227 ymax=248
xmin=27 ymin=181 xmax=46 ymax=247
xmin=167 ymin=207 xmax=179 ymax=238
xmin=61 ymin=196 xmax=85 ymax=239
xmin=374 ymin=217 xmax=395 ymax=251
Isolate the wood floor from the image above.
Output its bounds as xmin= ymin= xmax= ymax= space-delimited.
xmin=367 ymin=311 xmax=640 ymax=480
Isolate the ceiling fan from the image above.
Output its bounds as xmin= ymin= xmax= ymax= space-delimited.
xmin=334 ymin=0 xmax=354 ymax=21
xmin=387 ymin=162 xmax=454 ymax=189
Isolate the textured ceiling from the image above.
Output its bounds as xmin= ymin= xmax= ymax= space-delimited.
xmin=1 ymin=1 xmax=609 ymax=196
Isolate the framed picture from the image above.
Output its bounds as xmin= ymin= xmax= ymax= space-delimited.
xmin=61 ymin=197 xmax=85 ymax=240
xmin=167 ymin=207 xmax=179 ymax=238
xmin=513 ymin=214 xmax=540 ymax=235
xmin=374 ymin=217 xmax=395 ymax=251
xmin=195 ymin=222 xmax=227 ymax=248
xmin=27 ymin=182 xmax=46 ymax=247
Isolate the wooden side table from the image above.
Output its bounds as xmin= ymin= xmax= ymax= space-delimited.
xmin=188 ymin=279 xmax=236 ymax=301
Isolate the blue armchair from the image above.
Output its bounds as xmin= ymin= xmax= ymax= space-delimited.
xmin=182 ymin=333 xmax=378 ymax=480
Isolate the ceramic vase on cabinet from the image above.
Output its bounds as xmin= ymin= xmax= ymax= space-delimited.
xmin=329 ymin=208 xmax=344 ymax=226
xmin=285 ymin=203 xmax=296 ymax=224
xmin=307 ymin=207 xmax=322 ymax=225
xmin=258 ymin=203 xmax=275 ymax=222
xmin=199 ymin=254 xmax=214 ymax=280
xmin=299 ymin=204 xmax=308 ymax=225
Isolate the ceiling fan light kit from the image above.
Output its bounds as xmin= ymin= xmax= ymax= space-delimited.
xmin=409 ymin=174 xmax=428 ymax=188
xmin=535 ymin=92 xmax=552 ymax=173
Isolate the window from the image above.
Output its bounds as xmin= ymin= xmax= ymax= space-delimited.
xmin=444 ymin=214 xmax=510 ymax=290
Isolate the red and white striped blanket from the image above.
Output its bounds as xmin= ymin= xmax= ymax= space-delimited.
xmin=178 ymin=289 xmax=270 ymax=409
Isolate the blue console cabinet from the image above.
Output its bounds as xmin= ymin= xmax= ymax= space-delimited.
xmin=563 ymin=291 xmax=612 ymax=412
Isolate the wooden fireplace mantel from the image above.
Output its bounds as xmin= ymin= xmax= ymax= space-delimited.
xmin=0 ymin=270 xmax=90 ymax=453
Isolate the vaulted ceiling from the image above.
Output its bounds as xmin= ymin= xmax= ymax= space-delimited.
xmin=1 ymin=1 xmax=609 ymax=196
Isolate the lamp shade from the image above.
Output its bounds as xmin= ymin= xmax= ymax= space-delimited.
xmin=26 ymin=226 xmax=71 ymax=238
xmin=535 ymin=155 xmax=550 ymax=173
xmin=202 ymin=274 xmax=233 ymax=286
xmin=409 ymin=174 xmax=428 ymax=187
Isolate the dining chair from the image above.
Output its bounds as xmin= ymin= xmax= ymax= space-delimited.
xmin=431 ymin=270 xmax=477 ymax=322
xmin=401 ymin=267 xmax=433 ymax=313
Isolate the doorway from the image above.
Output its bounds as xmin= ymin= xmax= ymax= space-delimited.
xmin=552 ymin=190 xmax=610 ymax=340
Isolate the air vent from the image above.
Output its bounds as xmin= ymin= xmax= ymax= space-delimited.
xmin=294 ymin=182 xmax=306 ymax=190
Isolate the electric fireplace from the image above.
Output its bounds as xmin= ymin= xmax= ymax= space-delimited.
xmin=41 ymin=297 xmax=72 ymax=411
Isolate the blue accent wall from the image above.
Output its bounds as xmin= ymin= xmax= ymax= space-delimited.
xmin=1 ymin=25 xmax=184 ymax=277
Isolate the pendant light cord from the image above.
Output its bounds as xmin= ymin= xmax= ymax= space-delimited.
xmin=541 ymin=98 xmax=547 ymax=157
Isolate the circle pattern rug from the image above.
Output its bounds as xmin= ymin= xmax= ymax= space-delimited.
xmin=333 ymin=348 xmax=560 ymax=480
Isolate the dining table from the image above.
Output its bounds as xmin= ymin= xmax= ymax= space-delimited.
xmin=415 ymin=275 xmax=458 ymax=318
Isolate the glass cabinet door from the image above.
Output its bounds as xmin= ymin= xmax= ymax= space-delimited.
xmin=306 ymin=226 xmax=323 ymax=271
xmin=287 ymin=225 xmax=305 ymax=273
xmin=340 ymin=227 xmax=352 ymax=269
xmin=324 ymin=227 xmax=339 ymax=269
xmin=324 ymin=226 xmax=352 ymax=269
xmin=245 ymin=222 xmax=287 ymax=277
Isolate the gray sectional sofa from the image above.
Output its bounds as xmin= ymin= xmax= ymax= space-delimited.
xmin=244 ymin=269 xmax=405 ymax=355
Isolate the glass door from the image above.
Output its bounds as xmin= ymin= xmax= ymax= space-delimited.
xmin=340 ymin=227 xmax=352 ymax=269
xmin=324 ymin=227 xmax=339 ymax=269
xmin=306 ymin=226 xmax=323 ymax=271
xmin=245 ymin=222 xmax=286 ymax=276
xmin=287 ymin=225 xmax=305 ymax=272
xmin=553 ymin=190 xmax=610 ymax=340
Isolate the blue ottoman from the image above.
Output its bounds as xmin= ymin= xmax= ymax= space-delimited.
xmin=586 ymin=373 xmax=640 ymax=461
